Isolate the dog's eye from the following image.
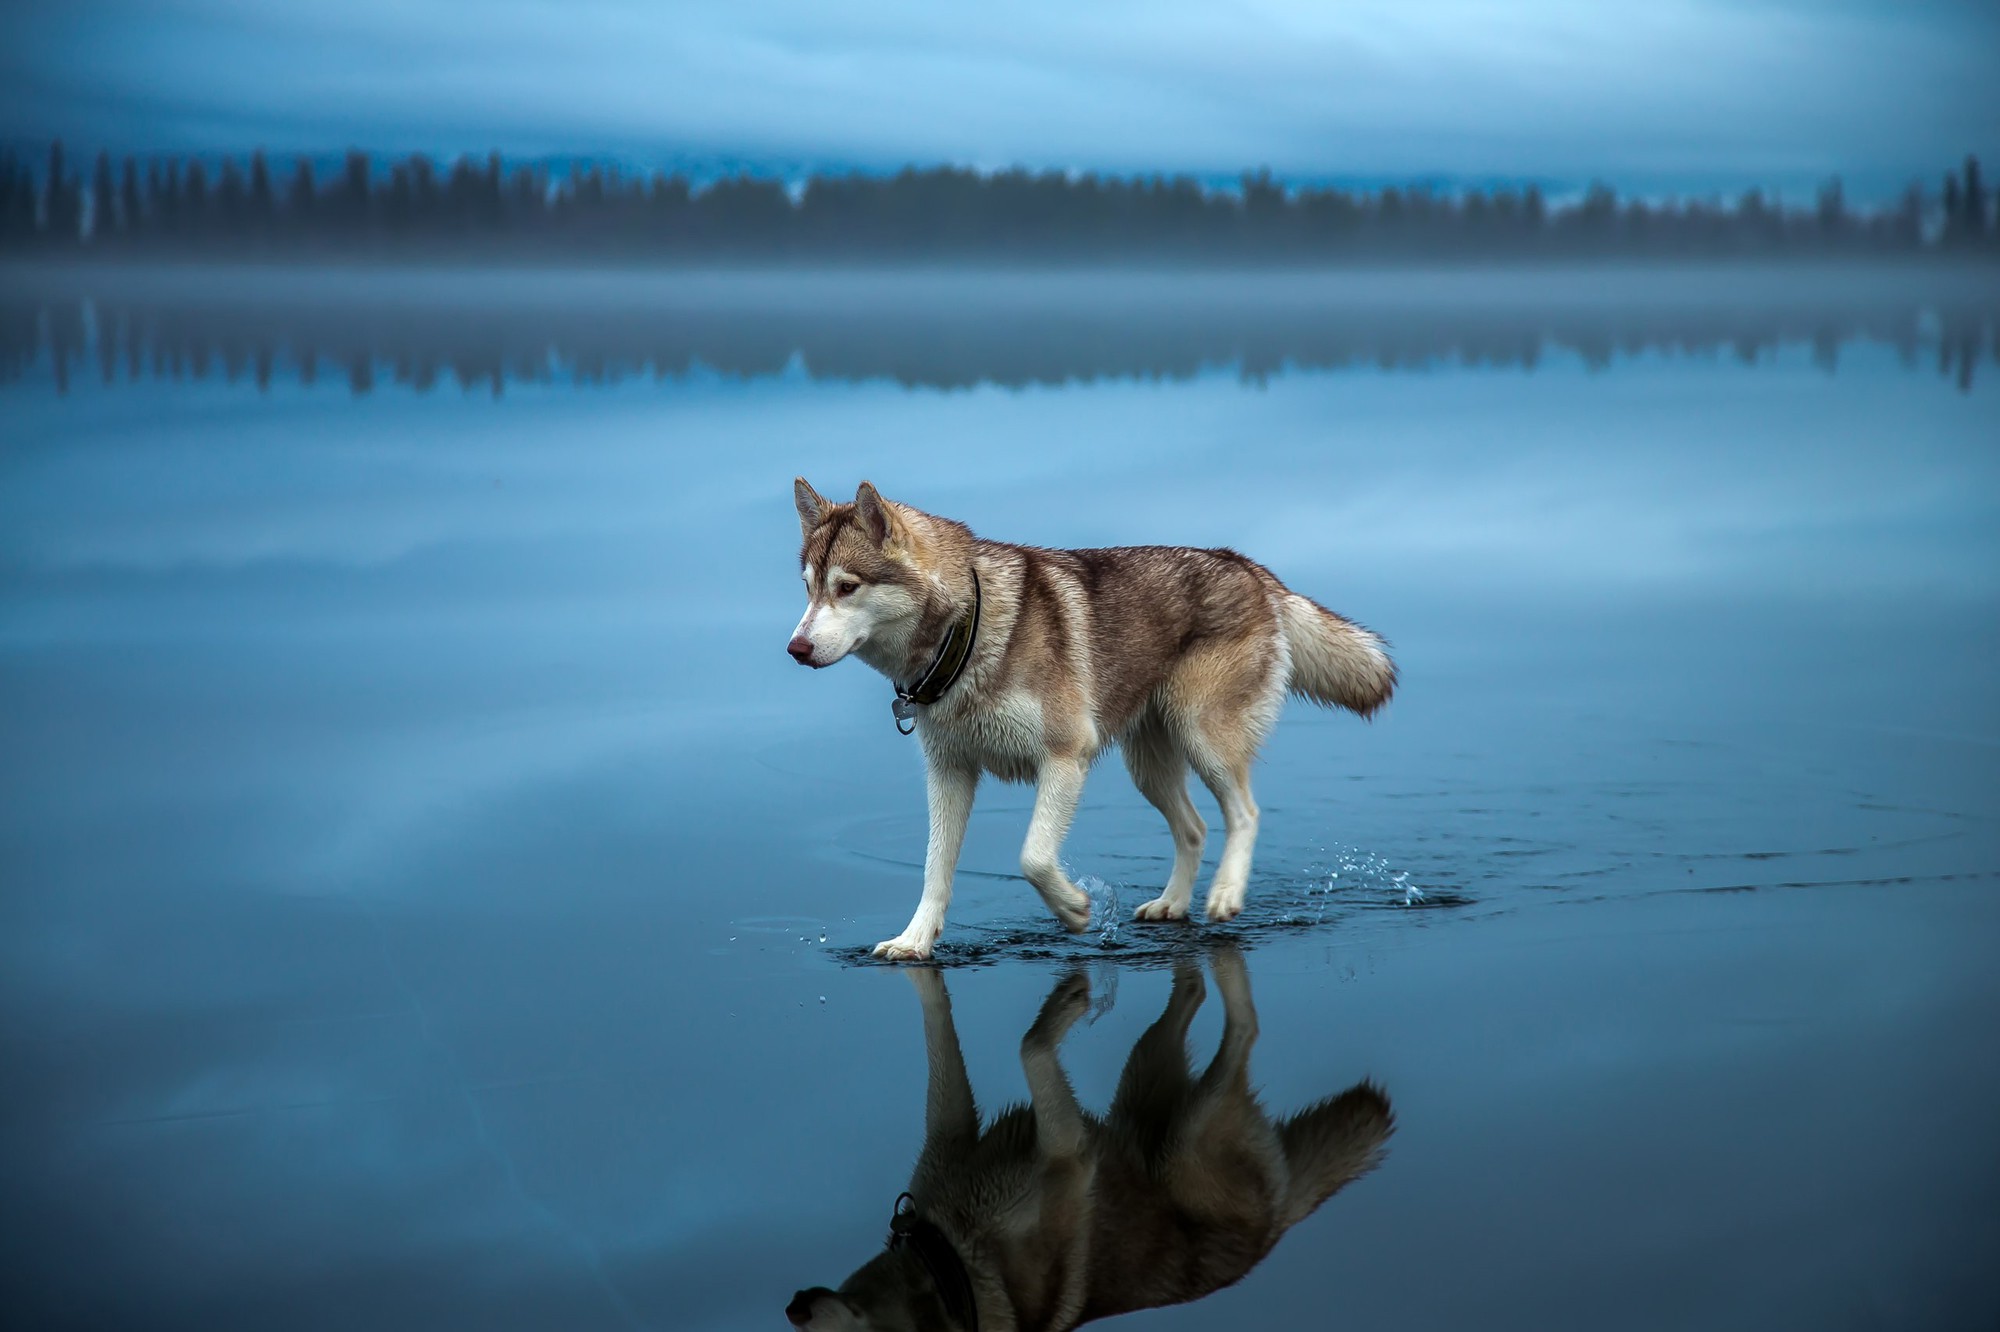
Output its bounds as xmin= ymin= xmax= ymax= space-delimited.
xmin=835 ymin=579 xmax=862 ymax=599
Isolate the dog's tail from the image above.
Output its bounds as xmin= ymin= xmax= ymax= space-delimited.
xmin=1281 ymin=593 xmax=1396 ymax=717
xmin=1277 ymin=1080 xmax=1395 ymax=1230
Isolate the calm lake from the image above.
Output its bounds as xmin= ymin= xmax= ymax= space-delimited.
xmin=3 ymin=265 xmax=1998 ymax=1330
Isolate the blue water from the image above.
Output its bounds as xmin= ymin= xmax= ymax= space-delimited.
xmin=2 ymin=267 xmax=1997 ymax=1329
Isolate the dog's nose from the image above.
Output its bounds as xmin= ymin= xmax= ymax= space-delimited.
xmin=784 ymin=1290 xmax=819 ymax=1326
xmin=787 ymin=636 xmax=815 ymax=665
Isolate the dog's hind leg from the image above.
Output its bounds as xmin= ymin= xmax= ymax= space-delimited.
xmin=1021 ymin=756 xmax=1091 ymax=934
xmin=1186 ymin=744 xmax=1260 ymax=924
xmin=1162 ymin=946 xmax=1284 ymax=1233
xmin=875 ymin=760 xmax=979 ymax=961
xmin=1196 ymin=945 xmax=1260 ymax=1095
xmin=1164 ymin=640 xmax=1280 ymax=925
xmin=1107 ymin=959 xmax=1204 ymax=1156
xmin=907 ymin=968 xmax=978 ymax=1190
xmin=1124 ymin=714 xmax=1207 ymax=923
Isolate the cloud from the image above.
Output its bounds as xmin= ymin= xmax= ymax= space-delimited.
xmin=2 ymin=0 xmax=1995 ymax=186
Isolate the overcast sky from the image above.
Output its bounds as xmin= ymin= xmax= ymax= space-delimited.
xmin=3 ymin=0 xmax=1995 ymax=194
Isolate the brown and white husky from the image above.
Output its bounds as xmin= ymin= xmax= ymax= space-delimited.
xmin=788 ymin=479 xmax=1395 ymax=960
xmin=785 ymin=948 xmax=1394 ymax=1331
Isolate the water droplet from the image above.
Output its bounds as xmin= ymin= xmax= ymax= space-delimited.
xmin=818 ymin=995 xmax=827 ymax=1004
xmin=819 ymin=929 xmax=827 ymax=943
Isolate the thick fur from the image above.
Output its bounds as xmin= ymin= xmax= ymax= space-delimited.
xmin=785 ymin=949 xmax=1394 ymax=1331
xmin=789 ymin=479 xmax=1395 ymax=960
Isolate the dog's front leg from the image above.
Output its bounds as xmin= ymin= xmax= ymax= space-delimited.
xmin=1021 ymin=756 xmax=1091 ymax=934
xmin=1021 ymin=968 xmax=1092 ymax=1157
xmin=1019 ymin=968 xmax=1098 ymax=1326
xmin=873 ymin=759 xmax=978 ymax=961
xmin=907 ymin=968 xmax=977 ymax=1191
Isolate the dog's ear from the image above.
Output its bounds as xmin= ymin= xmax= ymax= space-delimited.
xmin=854 ymin=481 xmax=901 ymax=546
xmin=794 ymin=477 xmax=827 ymax=536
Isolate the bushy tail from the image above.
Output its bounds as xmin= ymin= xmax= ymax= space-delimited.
xmin=1281 ymin=593 xmax=1396 ymax=717
xmin=1277 ymin=1081 xmax=1396 ymax=1229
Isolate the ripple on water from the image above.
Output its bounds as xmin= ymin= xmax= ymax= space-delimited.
xmin=834 ymin=844 xmax=1473 ymax=968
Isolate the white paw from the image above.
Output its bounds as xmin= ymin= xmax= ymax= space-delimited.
xmin=1204 ymin=883 xmax=1246 ymax=923
xmin=873 ymin=934 xmax=934 ymax=962
xmin=1051 ymin=890 xmax=1091 ymax=934
xmin=1133 ymin=896 xmax=1189 ymax=923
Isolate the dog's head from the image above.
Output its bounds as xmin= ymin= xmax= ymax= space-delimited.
xmin=787 ymin=478 xmax=939 ymax=672
xmin=785 ymin=1248 xmax=967 ymax=1331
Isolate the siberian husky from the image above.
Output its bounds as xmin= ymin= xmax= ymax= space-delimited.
xmin=785 ymin=948 xmax=1394 ymax=1330
xmin=788 ymin=480 xmax=1395 ymax=960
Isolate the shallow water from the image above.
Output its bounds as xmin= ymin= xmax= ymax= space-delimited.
xmin=2 ymin=266 xmax=1998 ymax=1329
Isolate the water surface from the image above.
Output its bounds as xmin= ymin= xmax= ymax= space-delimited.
xmin=2 ymin=266 xmax=1997 ymax=1330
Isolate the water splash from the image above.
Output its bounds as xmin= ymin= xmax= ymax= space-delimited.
xmin=1301 ymin=845 xmax=1439 ymax=910
xmin=1083 ymin=959 xmax=1120 ymax=1024
xmin=834 ymin=844 xmax=1467 ymax=968
xmin=1079 ymin=874 xmax=1122 ymax=947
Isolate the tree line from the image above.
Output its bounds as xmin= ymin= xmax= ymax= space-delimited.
xmin=1 ymin=142 xmax=1994 ymax=262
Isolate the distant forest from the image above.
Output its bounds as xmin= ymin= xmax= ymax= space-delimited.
xmin=2 ymin=142 xmax=1995 ymax=263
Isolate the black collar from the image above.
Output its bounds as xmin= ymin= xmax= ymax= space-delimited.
xmin=891 ymin=568 xmax=981 ymax=735
xmin=887 ymin=1192 xmax=979 ymax=1331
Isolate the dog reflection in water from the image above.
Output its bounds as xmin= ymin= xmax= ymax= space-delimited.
xmin=786 ymin=948 xmax=1393 ymax=1330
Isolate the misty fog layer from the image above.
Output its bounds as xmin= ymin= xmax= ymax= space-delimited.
xmin=5 ymin=265 xmax=1998 ymax=395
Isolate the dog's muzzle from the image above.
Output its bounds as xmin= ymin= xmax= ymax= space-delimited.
xmin=787 ymin=636 xmax=816 ymax=666
xmin=785 ymin=1288 xmax=831 ymax=1326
